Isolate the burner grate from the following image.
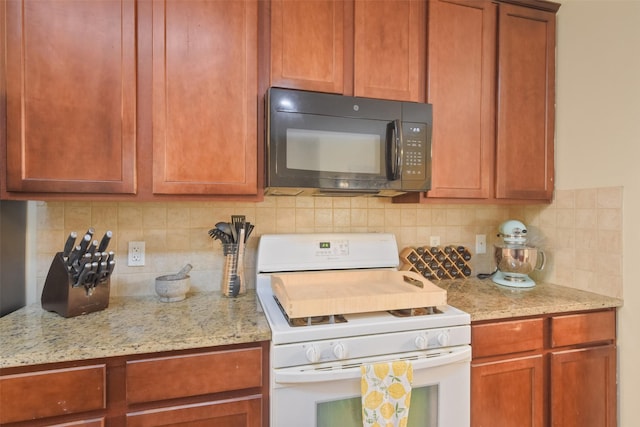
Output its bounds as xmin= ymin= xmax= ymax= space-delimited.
xmin=274 ymin=296 xmax=347 ymax=327
xmin=388 ymin=307 xmax=443 ymax=317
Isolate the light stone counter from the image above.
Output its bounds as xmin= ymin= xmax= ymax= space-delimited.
xmin=0 ymin=291 xmax=271 ymax=369
xmin=1 ymin=280 xmax=623 ymax=370
xmin=437 ymin=278 xmax=623 ymax=322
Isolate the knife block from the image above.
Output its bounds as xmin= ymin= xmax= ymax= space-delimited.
xmin=41 ymin=252 xmax=110 ymax=318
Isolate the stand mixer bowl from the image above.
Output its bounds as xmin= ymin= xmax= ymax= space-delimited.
xmin=494 ymin=245 xmax=545 ymax=278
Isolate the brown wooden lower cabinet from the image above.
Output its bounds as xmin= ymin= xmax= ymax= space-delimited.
xmin=0 ymin=342 xmax=268 ymax=427
xmin=127 ymin=395 xmax=261 ymax=427
xmin=472 ymin=355 xmax=544 ymax=427
xmin=471 ymin=309 xmax=617 ymax=427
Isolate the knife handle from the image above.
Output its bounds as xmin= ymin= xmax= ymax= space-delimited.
xmin=78 ymin=233 xmax=92 ymax=254
xmin=62 ymin=232 xmax=77 ymax=259
xmin=97 ymin=230 xmax=112 ymax=253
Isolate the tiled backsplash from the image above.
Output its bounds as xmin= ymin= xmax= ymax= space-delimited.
xmin=34 ymin=187 xmax=622 ymax=299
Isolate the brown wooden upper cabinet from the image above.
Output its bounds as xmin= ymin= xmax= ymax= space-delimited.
xmin=3 ymin=0 xmax=137 ymax=195
xmin=268 ymin=0 xmax=426 ymax=102
xmin=395 ymin=0 xmax=559 ymax=203
xmin=2 ymin=0 xmax=259 ymax=199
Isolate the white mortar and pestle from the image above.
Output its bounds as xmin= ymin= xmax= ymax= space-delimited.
xmin=155 ymin=264 xmax=192 ymax=302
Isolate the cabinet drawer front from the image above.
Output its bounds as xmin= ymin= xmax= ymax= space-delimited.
xmin=472 ymin=318 xmax=544 ymax=358
xmin=127 ymin=395 xmax=261 ymax=427
xmin=551 ymin=310 xmax=616 ymax=348
xmin=0 ymin=365 xmax=106 ymax=424
xmin=126 ymin=347 xmax=263 ymax=404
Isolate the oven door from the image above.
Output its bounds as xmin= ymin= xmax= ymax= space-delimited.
xmin=271 ymin=346 xmax=471 ymax=427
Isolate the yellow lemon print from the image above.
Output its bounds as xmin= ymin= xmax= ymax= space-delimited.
xmin=388 ymin=382 xmax=407 ymax=400
xmin=407 ymin=366 xmax=413 ymax=383
xmin=374 ymin=363 xmax=390 ymax=379
xmin=361 ymin=377 xmax=368 ymax=395
xmin=399 ymin=417 xmax=408 ymax=427
xmin=380 ymin=402 xmax=395 ymax=419
xmin=404 ymin=390 xmax=412 ymax=407
xmin=364 ymin=390 xmax=384 ymax=409
xmin=392 ymin=361 xmax=408 ymax=377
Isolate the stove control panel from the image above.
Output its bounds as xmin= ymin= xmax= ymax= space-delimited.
xmin=315 ymin=239 xmax=349 ymax=257
xmin=271 ymin=325 xmax=470 ymax=369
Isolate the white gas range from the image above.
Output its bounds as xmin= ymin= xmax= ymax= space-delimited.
xmin=256 ymin=233 xmax=471 ymax=427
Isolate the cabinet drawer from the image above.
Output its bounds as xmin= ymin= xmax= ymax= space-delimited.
xmin=472 ymin=318 xmax=544 ymax=358
xmin=551 ymin=310 xmax=616 ymax=348
xmin=126 ymin=347 xmax=263 ymax=404
xmin=0 ymin=365 xmax=106 ymax=424
xmin=127 ymin=395 xmax=261 ymax=427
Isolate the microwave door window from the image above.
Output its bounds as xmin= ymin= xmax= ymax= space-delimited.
xmin=286 ymin=129 xmax=381 ymax=175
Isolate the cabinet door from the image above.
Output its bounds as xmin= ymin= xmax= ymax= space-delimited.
xmin=270 ymin=0 xmax=345 ymax=93
xmin=127 ymin=396 xmax=261 ymax=427
xmin=495 ymin=4 xmax=555 ymax=200
xmin=426 ymin=0 xmax=496 ymax=198
xmin=4 ymin=0 xmax=136 ymax=194
xmin=471 ymin=355 xmax=544 ymax=427
xmin=550 ymin=345 xmax=617 ymax=427
xmin=353 ymin=0 xmax=426 ymax=102
xmin=152 ymin=0 xmax=258 ymax=195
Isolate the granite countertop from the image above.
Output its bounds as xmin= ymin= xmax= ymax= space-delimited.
xmin=0 ymin=280 xmax=623 ymax=370
xmin=438 ymin=278 xmax=623 ymax=322
xmin=0 ymin=291 xmax=271 ymax=369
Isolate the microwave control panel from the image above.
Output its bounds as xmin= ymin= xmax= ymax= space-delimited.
xmin=402 ymin=123 xmax=429 ymax=180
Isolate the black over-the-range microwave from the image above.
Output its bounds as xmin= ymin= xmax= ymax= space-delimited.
xmin=265 ymin=87 xmax=433 ymax=197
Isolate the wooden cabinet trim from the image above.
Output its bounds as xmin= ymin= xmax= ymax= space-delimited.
xmin=125 ymin=347 xmax=263 ymax=404
xmin=0 ymin=364 xmax=106 ymax=424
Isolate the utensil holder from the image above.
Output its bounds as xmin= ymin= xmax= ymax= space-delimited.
xmin=41 ymin=253 xmax=110 ymax=318
xmin=221 ymin=243 xmax=246 ymax=297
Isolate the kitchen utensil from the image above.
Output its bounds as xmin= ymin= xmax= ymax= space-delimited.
xmin=235 ymin=228 xmax=246 ymax=295
xmin=208 ymin=228 xmax=231 ymax=244
xmin=215 ymin=222 xmax=234 ymax=240
xmin=492 ymin=220 xmax=545 ymax=288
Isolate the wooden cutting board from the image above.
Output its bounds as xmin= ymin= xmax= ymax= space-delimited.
xmin=271 ymin=270 xmax=447 ymax=318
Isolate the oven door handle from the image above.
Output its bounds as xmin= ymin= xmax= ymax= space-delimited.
xmin=274 ymin=346 xmax=471 ymax=384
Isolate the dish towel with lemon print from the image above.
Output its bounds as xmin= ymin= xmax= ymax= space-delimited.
xmin=361 ymin=360 xmax=413 ymax=427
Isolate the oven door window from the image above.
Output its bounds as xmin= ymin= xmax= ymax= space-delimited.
xmin=317 ymin=385 xmax=438 ymax=427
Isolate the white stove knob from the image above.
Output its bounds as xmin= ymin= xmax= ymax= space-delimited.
xmin=415 ymin=335 xmax=428 ymax=350
xmin=305 ymin=345 xmax=320 ymax=363
xmin=332 ymin=343 xmax=347 ymax=359
xmin=437 ymin=331 xmax=450 ymax=347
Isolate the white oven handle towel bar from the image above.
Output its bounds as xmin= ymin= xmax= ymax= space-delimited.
xmin=273 ymin=346 xmax=470 ymax=384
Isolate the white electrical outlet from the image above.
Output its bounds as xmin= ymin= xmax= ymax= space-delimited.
xmin=476 ymin=234 xmax=487 ymax=254
xmin=430 ymin=236 xmax=441 ymax=247
xmin=128 ymin=241 xmax=145 ymax=266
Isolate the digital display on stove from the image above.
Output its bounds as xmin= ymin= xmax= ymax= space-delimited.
xmin=319 ymin=242 xmax=330 ymax=249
